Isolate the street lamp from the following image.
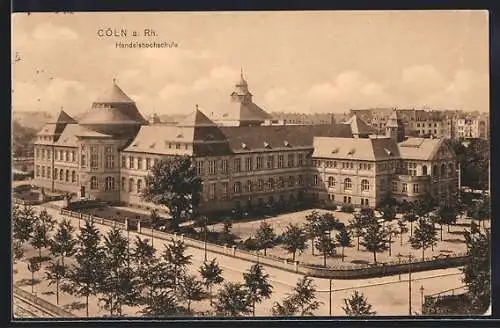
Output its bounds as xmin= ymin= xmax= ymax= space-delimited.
xmin=420 ymin=285 xmax=425 ymax=313
xmin=203 ymin=216 xmax=208 ymax=262
xmin=408 ymin=253 xmax=414 ymax=316
xmin=329 ymin=279 xmax=333 ymax=316
xmin=396 ymin=253 xmax=403 ymax=281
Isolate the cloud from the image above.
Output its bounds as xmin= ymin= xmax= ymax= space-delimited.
xmin=32 ymin=22 xmax=78 ymax=41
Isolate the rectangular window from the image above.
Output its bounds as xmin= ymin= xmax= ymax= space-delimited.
xmin=288 ymin=175 xmax=295 ymax=187
xmin=245 ymin=157 xmax=253 ymax=171
xmin=222 ymin=182 xmax=229 ymax=200
xmin=90 ymin=146 xmax=99 ymax=169
xmin=234 ymin=158 xmax=242 ymax=173
xmin=287 ymin=154 xmax=294 ymax=167
xmin=413 ymin=184 xmax=419 ymax=193
xmin=298 ymin=175 xmax=304 ymax=185
xmin=298 ymin=153 xmax=304 ymax=166
xmin=402 ymin=183 xmax=408 ymax=192
xmin=257 ymin=179 xmax=264 ymax=191
xmin=146 ymin=158 xmax=151 ymax=170
xmin=176 ymin=143 xmax=181 ymax=149
xmin=128 ymin=156 xmax=134 ymax=169
xmin=208 ymin=160 xmax=217 ymax=175
xmin=105 ymin=146 xmax=114 ymax=169
xmin=221 ymin=159 xmax=228 ymax=174
xmin=266 ymin=155 xmax=274 ymax=169
xmin=121 ymin=156 xmax=126 ymax=168
xmin=392 ymin=181 xmax=398 ymax=192
xmin=197 ymin=160 xmax=205 ymax=175
xmin=278 ymin=155 xmax=284 ymax=168
xmin=256 ymin=156 xmax=263 ymax=170
xmin=137 ymin=157 xmax=143 ymax=170
xmin=313 ymin=175 xmax=318 ymax=185
xmin=209 ymin=183 xmax=216 ymax=201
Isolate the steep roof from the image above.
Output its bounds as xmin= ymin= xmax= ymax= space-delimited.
xmin=93 ymin=80 xmax=134 ymax=104
xmin=219 ymin=124 xmax=353 ymax=153
xmin=344 ymin=115 xmax=375 ymax=135
xmin=313 ymin=137 xmax=400 ymax=161
xmin=386 ymin=109 xmax=401 ymax=127
xmin=122 ymin=124 xmax=231 ymax=156
xmin=177 ymin=107 xmax=217 ymax=127
xmin=397 ymin=137 xmax=445 ymax=161
xmin=50 ymin=110 xmax=77 ymax=124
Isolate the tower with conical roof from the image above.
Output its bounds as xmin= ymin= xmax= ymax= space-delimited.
xmin=385 ymin=108 xmax=405 ymax=142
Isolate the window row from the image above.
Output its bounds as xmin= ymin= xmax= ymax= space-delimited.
xmin=231 ymin=175 xmax=305 ymax=194
xmin=35 ymin=148 xmax=77 ymax=163
xmin=312 ymin=160 xmax=372 ymax=171
xmin=317 ymin=176 xmax=371 ymax=192
xmin=120 ymin=177 xmax=144 ymax=193
xmin=90 ymin=176 xmax=116 ymax=191
xmin=197 ymin=153 xmax=306 ymax=175
xmin=121 ymin=155 xmax=158 ymax=171
xmin=35 ymin=165 xmax=78 ymax=183
xmin=392 ymin=181 xmax=420 ymax=193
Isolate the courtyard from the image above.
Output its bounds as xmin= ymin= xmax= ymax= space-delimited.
xmin=208 ymin=208 xmax=482 ymax=268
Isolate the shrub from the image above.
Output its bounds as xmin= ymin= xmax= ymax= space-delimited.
xmin=341 ymin=204 xmax=355 ymax=213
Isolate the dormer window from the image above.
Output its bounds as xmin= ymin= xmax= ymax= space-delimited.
xmin=347 ymin=148 xmax=356 ymax=155
xmin=150 ymin=142 xmax=155 ymax=148
xmin=284 ymin=140 xmax=290 ymax=147
xmin=331 ymin=147 xmax=339 ymax=154
xmin=264 ymin=142 xmax=271 ymax=148
xmin=384 ymin=148 xmax=392 ymax=156
xmin=241 ymin=143 xmax=248 ymax=149
xmin=177 ymin=133 xmax=183 ymax=138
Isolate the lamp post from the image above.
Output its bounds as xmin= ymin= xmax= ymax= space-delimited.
xmin=408 ymin=253 xmax=413 ymax=316
xmin=420 ymin=285 xmax=425 ymax=313
xmin=396 ymin=253 xmax=403 ymax=281
xmin=203 ymin=216 xmax=208 ymax=262
xmin=329 ymin=279 xmax=333 ymax=316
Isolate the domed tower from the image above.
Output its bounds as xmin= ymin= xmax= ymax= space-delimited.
xmin=385 ymin=108 xmax=405 ymax=142
xmin=76 ymin=80 xmax=147 ymax=203
xmin=78 ymin=79 xmax=148 ymax=138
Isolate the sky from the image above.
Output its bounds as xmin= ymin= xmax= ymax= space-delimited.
xmin=11 ymin=10 xmax=489 ymax=117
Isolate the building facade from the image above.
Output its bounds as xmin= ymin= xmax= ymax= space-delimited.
xmin=33 ymin=75 xmax=459 ymax=214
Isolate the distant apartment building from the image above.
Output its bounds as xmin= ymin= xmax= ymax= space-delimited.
xmin=264 ymin=112 xmax=343 ymax=126
xmin=456 ymin=114 xmax=489 ymax=139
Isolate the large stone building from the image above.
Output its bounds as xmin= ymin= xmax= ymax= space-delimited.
xmin=33 ymin=74 xmax=458 ymax=214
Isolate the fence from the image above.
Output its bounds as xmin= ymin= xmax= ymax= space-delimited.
xmin=57 ymin=207 xmax=470 ymax=279
xmin=60 ymin=209 xmax=127 ymax=230
xmin=12 ymin=198 xmax=41 ymax=206
xmin=13 ymin=286 xmax=76 ymax=317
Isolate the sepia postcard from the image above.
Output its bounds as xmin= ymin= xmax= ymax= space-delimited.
xmin=11 ymin=10 xmax=491 ymax=320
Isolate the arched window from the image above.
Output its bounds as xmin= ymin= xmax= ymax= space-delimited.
xmin=121 ymin=177 xmax=126 ymax=191
xmin=233 ymin=182 xmax=242 ymax=193
xmin=441 ymin=164 xmax=446 ymax=177
xmin=422 ymin=165 xmax=428 ymax=175
xmin=90 ymin=176 xmax=98 ymax=190
xmin=129 ymin=178 xmax=134 ymax=193
xmin=328 ymin=177 xmax=336 ymax=188
xmin=432 ymin=165 xmax=438 ymax=178
xmin=41 ymin=166 xmax=46 ymax=178
xmin=106 ymin=177 xmax=115 ymax=191
xmin=361 ymin=179 xmax=370 ymax=191
xmin=65 ymin=169 xmax=70 ymax=182
xmin=71 ymin=171 xmax=76 ymax=183
xmin=60 ymin=169 xmax=64 ymax=181
xmin=136 ymin=179 xmax=143 ymax=193
xmin=54 ymin=168 xmax=58 ymax=180
xmin=448 ymin=163 xmax=454 ymax=177
xmin=344 ymin=178 xmax=352 ymax=191
xmin=246 ymin=180 xmax=252 ymax=192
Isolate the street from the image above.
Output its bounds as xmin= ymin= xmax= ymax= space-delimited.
xmin=13 ymin=203 xmax=467 ymax=317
